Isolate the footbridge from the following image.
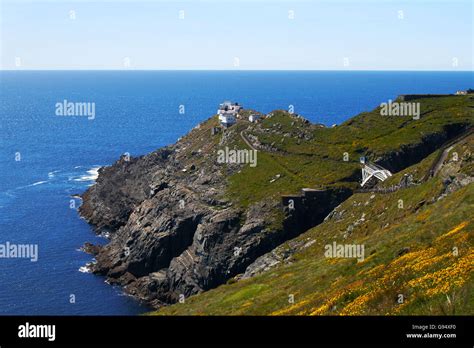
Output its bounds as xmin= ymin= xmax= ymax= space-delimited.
xmin=361 ymin=162 xmax=392 ymax=187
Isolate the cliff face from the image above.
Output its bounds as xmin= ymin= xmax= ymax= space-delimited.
xmin=155 ymin=132 xmax=474 ymax=316
xmin=373 ymin=123 xmax=470 ymax=173
xmin=80 ymin=149 xmax=172 ymax=232
xmin=79 ymin=119 xmax=311 ymax=307
xmin=79 ymin=95 xmax=473 ymax=308
xmin=282 ymin=187 xmax=353 ymax=236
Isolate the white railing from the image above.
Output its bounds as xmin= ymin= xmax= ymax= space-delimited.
xmin=361 ymin=163 xmax=392 ymax=187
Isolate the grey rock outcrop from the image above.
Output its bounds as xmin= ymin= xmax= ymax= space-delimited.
xmin=78 ymin=126 xmax=311 ymax=308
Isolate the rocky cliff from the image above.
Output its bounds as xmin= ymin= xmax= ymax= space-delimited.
xmin=79 ymin=116 xmax=317 ymax=307
xmin=79 ymin=95 xmax=473 ymax=308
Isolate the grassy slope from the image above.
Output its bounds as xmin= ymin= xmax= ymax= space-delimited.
xmin=151 ymin=95 xmax=473 ymax=315
xmin=225 ymin=96 xmax=473 ymax=208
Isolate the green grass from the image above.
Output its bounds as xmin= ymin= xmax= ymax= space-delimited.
xmin=223 ymin=96 xmax=473 ymax=209
xmin=149 ymin=95 xmax=474 ymax=316
xmin=152 ymin=173 xmax=473 ymax=315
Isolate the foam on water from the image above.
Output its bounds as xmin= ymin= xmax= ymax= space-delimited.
xmin=78 ymin=166 xmax=100 ymax=181
xmin=71 ymin=166 xmax=101 ymax=184
xmin=29 ymin=181 xmax=48 ymax=187
xmin=78 ymin=264 xmax=93 ymax=273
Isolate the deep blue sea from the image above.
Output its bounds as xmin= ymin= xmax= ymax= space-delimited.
xmin=0 ymin=71 xmax=472 ymax=315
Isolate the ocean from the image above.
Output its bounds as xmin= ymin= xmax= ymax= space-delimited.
xmin=0 ymin=71 xmax=472 ymax=315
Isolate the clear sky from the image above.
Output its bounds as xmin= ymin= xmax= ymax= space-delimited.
xmin=0 ymin=0 xmax=472 ymax=70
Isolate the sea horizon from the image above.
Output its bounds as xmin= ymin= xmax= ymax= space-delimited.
xmin=2 ymin=69 xmax=473 ymax=72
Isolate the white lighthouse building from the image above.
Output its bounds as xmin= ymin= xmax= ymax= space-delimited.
xmin=217 ymin=101 xmax=241 ymax=127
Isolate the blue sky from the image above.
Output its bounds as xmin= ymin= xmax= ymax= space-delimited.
xmin=1 ymin=0 xmax=472 ymax=70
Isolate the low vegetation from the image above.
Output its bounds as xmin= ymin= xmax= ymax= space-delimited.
xmin=149 ymin=95 xmax=473 ymax=315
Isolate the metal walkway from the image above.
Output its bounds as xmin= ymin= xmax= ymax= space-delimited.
xmin=361 ymin=162 xmax=392 ymax=187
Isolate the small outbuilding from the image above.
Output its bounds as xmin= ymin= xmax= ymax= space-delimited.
xmin=220 ymin=112 xmax=236 ymax=127
xmin=248 ymin=114 xmax=260 ymax=123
